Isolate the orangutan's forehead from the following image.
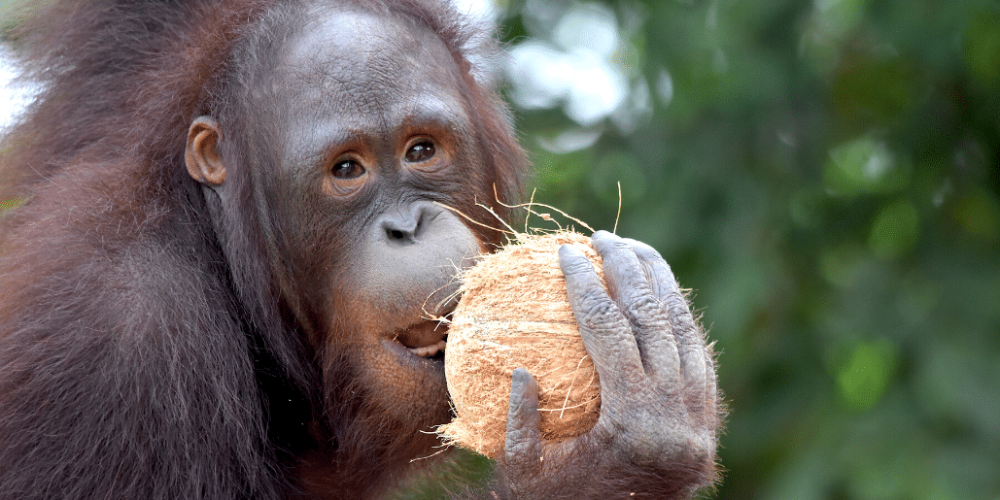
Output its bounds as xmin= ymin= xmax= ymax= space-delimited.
xmin=260 ymin=7 xmax=462 ymax=123
xmin=279 ymin=8 xmax=453 ymax=90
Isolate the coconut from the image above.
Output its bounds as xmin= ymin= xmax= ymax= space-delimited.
xmin=439 ymin=231 xmax=604 ymax=458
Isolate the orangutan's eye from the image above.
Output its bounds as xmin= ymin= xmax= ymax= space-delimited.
xmin=405 ymin=140 xmax=435 ymax=163
xmin=332 ymin=159 xmax=365 ymax=179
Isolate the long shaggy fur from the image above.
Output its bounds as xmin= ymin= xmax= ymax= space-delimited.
xmin=0 ymin=1 xmax=524 ymax=499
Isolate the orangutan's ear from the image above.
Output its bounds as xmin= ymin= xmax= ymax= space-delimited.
xmin=185 ymin=116 xmax=226 ymax=186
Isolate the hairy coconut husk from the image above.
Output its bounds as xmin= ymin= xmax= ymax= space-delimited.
xmin=439 ymin=231 xmax=603 ymax=458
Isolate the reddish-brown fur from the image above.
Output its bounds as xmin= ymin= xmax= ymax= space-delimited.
xmin=0 ymin=1 xmax=522 ymax=499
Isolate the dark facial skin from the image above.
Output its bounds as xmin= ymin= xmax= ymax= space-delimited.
xmin=188 ymin=7 xmax=487 ymax=431
xmin=272 ymin=8 xmax=484 ymax=429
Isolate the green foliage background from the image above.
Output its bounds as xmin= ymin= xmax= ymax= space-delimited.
xmin=497 ymin=0 xmax=1000 ymax=499
xmin=2 ymin=0 xmax=999 ymax=498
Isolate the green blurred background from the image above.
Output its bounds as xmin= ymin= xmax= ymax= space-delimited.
xmin=2 ymin=0 xmax=999 ymax=498
xmin=492 ymin=0 xmax=1000 ymax=498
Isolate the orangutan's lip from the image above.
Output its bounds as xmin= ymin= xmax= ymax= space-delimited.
xmin=382 ymin=337 xmax=446 ymax=371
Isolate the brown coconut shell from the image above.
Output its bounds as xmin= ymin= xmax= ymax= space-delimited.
xmin=439 ymin=231 xmax=603 ymax=458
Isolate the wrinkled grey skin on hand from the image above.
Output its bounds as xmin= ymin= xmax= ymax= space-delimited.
xmin=501 ymin=230 xmax=720 ymax=499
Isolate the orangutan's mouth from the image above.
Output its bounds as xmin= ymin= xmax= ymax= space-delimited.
xmin=393 ymin=319 xmax=449 ymax=359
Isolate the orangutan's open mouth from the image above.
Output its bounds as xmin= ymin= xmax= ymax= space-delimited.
xmin=393 ymin=318 xmax=449 ymax=359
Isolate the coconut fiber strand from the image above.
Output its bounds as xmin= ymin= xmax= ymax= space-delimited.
xmin=440 ymin=231 xmax=604 ymax=458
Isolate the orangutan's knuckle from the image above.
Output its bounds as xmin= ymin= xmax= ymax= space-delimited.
xmin=628 ymin=294 xmax=657 ymax=311
xmin=667 ymin=295 xmax=692 ymax=317
xmin=682 ymin=354 xmax=709 ymax=383
xmin=578 ymin=295 xmax=617 ymax=322
xmin=631 ymin=297 xmax=666 ymax=322
xmin=584 ymin=284 xmax=612 ymax=304
xmin=584 ymin=311 xmax=626 ymax=336
xmin=561 ymin=260 xmax=593 ymax=277
xmin=631 ymin=240 xmax=659 ymax=259
xmin=509 ymin=400 xmax=527 ymax=418
xmin=646 ymin=337 xmax=675 ymax=357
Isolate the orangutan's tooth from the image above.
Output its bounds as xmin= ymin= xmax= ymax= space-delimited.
xmin=407 ymin=340 xmax=448 ymax=358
